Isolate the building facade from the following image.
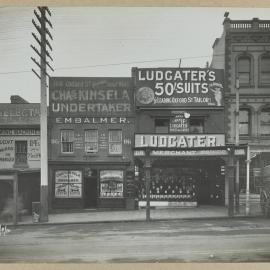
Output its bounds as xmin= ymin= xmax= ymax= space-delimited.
xmin=212 ymin=17 xmax=270 ymax=199
xmin=0 ymin=97 xmax=40 ymax=215
xmin=132 ymin=67 xmax=239 ymax=208
xmin=48 ymin=77 xmax=135 ymax=209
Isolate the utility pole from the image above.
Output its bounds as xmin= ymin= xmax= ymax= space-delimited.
xmin=235 ymin=78 xmax=240 ymax=214
xmin=31 ymin=7 xmax=53 ymax=222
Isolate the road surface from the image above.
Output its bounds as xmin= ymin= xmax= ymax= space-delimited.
xmin=0 ymin=218 xmax=270 ymax=262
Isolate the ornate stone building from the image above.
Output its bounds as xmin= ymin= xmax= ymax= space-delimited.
xmin=211 ymin=16 xmax=270 ymax=204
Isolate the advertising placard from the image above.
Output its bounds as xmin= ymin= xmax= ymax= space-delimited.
xmin=169 ymin=111 xmax=190 ymax=133
xmin=100 ymin=170 xmax=123 ymax=198
xmin=133 ymin=68 xmax=224 ymax=108
xmin=49 ymin=77 xmax=133 ymax=117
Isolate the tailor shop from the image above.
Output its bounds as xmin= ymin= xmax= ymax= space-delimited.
xmin=48 ymin=77 xmax=135 ymax=210
xmin=133 ymin=67 xmax=233 ymax=207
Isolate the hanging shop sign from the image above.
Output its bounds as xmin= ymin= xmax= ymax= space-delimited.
xmin=133 ymin=68 xmax=224 ymax=107
xmin=169 ymin=111 xmax=190 ymax=133
xmin=135 ymin=134 xmax=225 ymax=148
xmin=0 ymin=104 xmax=40 ymax=125
xmin=49 ymin=77 xmax=133 ymax=116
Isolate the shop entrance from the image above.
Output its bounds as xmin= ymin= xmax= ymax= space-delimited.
xmin=84 ymin=171 xmax=98 ymax=208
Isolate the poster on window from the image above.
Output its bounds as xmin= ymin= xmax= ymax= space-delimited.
xmin=55 ymin=183 xmax=69 ymax=198
xmin=69 ymin=183 xmax=82 ymax=197
xmin=69 ymin=171 xmax=82 ymax=183
xmin=55 ymin=170 xmax=69 ymax=183
xmin=100 ymin=170 xmax=123 ymax=198
xmin=169 ymin=111 xmax=190 ymax=133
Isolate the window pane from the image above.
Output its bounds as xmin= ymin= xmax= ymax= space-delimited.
xmin=238 ymin=58 xmax=251 ymax=72
xmin=261 ymin=73 xmax=270 ymax=84
xmin=189 ymin=118 xmax=204 ymax=133
xmin=238 ymin=73 xmax=250 ymax=84
xmin=238 ymin=57 xmax=251 ymax=85
xmin=155 ymin=118 xmax=169 ymax=133
xmin=109 ymin=130 xmax=122 ymax=154
xmin=85 ymin=130 xmax=98 ymax=153
xmin=61 ymin=130 xmax=74 ymax=153
xmin=109 ymin=130 xmax=122 ymax=142
xmin=15 ymin=141 xmax=27 ymax=164
xmin=261 ymin=57 xmax=270 ymax=71
xmin=239 ymin=109 xmax=250 ymax=135
xmin=260 ymin=109 xmax=270 ymax=135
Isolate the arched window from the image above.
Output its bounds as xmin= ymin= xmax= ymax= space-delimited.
xmin=239 ymin=108 xmax=251 ymax=136
xmin=237 ymin=56 xmax=252 ymax=85
xmin=260 ymin=55 xmax=270 ymax=85
xmin=260 ymin=108 xmax=270 ymax=136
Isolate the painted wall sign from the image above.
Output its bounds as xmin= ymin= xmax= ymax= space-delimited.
xmin=133 ymin=68 xmax=224 ymax=107
xmin=135 ymin=134 xmax=225 ymax=149
xmin=169 ymin=112 xmax=190 ymax=133
xmin=49 ymin=77 xmax=133 ymax=116
xmin=0 ymin=104 xmax=40 ymax=125
xmin=0 ymin=129 xmax=40 ymax=136
xmin=54 ymin=117 xmax=133 ymax=124
xmin=0 ymin=136 xmax=40 ymax=169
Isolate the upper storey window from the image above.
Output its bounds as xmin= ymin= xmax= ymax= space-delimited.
xmin=260 ymin=55 xmax=270 ymax=85
xmin=237 ymin=56 xmax=252 ymax=86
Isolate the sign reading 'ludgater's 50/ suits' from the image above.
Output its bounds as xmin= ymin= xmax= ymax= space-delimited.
xmin=132 ymin=67 xmax=224 ymax=107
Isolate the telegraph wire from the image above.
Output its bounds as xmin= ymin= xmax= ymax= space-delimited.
xmin=0 ymin=53 xmax=225 ymax=75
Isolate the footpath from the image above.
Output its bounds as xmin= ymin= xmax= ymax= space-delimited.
xmin=11 ymin=204 xmax=263 ymax=226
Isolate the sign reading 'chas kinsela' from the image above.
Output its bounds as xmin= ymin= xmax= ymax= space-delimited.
xmin=133 ymin=68 xmax=224 ymax=107
xmin=49 ymin=77 xmax=133 ymax=116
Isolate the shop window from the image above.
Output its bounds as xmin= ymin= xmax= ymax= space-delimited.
xmin=55 ymin=170 xmax=82 ymax=198
xmin=189 ymin=118 xmax=204 ymax=133
xmin=260 ymin=55 xmax=270 ymax=85
xmin=85 ymin=129 xmax=98 ymax=154
xmin=109 ymin=130 xmax=122 ymax=154
xmin=100 ymin=170 xmax=123 ymax=198
xmin=61 ymin=130 xmax=74 ymax=153
xmin=239 ymin=109 xmax=251 ymax=136
xmin=15 ymin=141 xmax=27 ymax=164
xmin=155 ymin=118 xmax=169 ymax=133
xmin=260 ymin=108 xmax=270 ymax=136
xmin=237 ymin=56 xmax=252 ymax=86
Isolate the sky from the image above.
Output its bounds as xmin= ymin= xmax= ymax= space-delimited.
xmin=0 ymin=6 xmax=270 ymax=103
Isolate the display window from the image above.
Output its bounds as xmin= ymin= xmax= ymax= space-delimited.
xmin=100 ymin=170 xmax=123 ymax=198
xmin=55 ymin=170 xmax=82 ymax=198
xmin=139 ymin=167 xmax=197 ymax=201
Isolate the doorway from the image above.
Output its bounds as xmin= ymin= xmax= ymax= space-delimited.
xmin=84 ymin=173 xmax=98 ymax=208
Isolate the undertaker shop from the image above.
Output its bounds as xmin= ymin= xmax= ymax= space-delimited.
xmin=48 ymin=77 xmax=135 ymax=210
xmin=132 ymin=67 xmax=243 ymax=208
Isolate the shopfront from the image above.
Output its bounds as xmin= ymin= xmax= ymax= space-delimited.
xmin=0 ymin=102 xmax=41 ymax=214
xmin=132 ymin=67 xmax=234 ymax=207
xmin=48 ymin=77 xmax=135 ymax=209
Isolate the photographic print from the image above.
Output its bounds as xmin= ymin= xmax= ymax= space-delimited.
xmin=0 ymin=1 xmax=270 ymax=267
